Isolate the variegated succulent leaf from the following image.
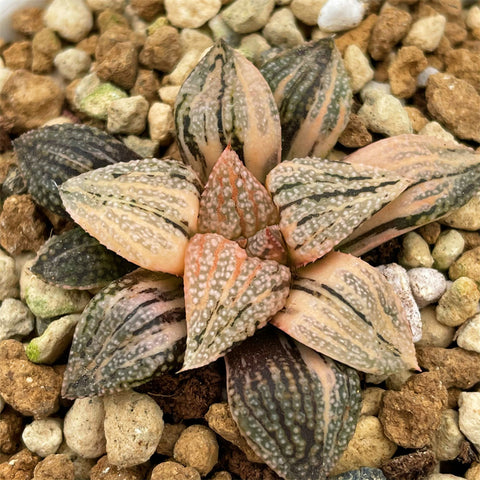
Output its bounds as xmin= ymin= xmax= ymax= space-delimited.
xmin=266 ymin=157 xmax=410 ymax=267
xmin=175 ymin=39 xmax=281 ymax=184
xmin=272 ymin=251 xmax=419 ymax=375
xmin=226 ymin=326 xmax=361 ymax=480
xmin=62 ymin=269 xmax=186 ymax=399
xmin=181 ymin=233 xmax=291 ymax=372
xmin=59 ymin=158 xmax=202 ymax=276
xmin=30 ymin=227 xmax=136 ymax=289
xmin=260 ymin=38 xmax=352 ymax=161
xmin=339 ymin=134 xmax=480 ymax=255
xmin=13 ymin=123 xmax=141 ymax=217
xmin=198 ymin=146 xmax=279 ymax=240
xmin=244 ymin=224 xmax=288 ymax=264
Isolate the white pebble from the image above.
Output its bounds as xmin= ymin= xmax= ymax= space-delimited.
xmin=403 ymin=14 xmax=446 ymax=52
xmin=54 ymin=48 xmax=92 ymax=81
xmin=407 ymin=267 xmax=447 ymax=308
xmin=459 ymin=392 xmax=480 ymax=451
xmin=343 ymin=44 xmax=374 ymax=93
xmin=377 ymin=263 xmax=422 ymax=342
xmin=455 ymin=313 xmax=480 ymax=353
xmin=165 ymin=0 xmax=222 ymax=28
xmin=104 ymin=390 xmax=164 ymax=467
xmin=148 ymin=102 xmax=174 ymax=145
xmin=0 ymin=298 xmax=34 ymax=342
xmin=44 ymin=0 xmax=93 ymax=43
xmin=0 ymin=249 xmax=19 ymax=300
xmin=22 ymin=418 xmax=63 ymax=457
xmin=317 ymin=0 xmax=365 ymax=32
xmin=417 ymin=66 xmax=439 ymax=88
xmin=107 ymin=95 xmax=149 ymax=135
xmin=63 ymin=397 xmax=106 ymax=459
xmin=466 ymin=5 xmax=480 ymax=30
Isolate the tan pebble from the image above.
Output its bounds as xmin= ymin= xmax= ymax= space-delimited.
xmin=33 ymin=454 xmax=74 ymax=480
xmin=0 ymin=449 xmax=40 ymax=479
xmin=329 ymin=416 xmax=397 ymax=475
xmin=238 ymin=33 xmax=271 ymax=64
xmin=290 ymin=0 xmax=327 ymax=26
xmin=444 ymin=21 xmax=467 ymax=46
xmin=151 ymin=461 xmax=200 ymax=480
xmin=431 ymin=229 xmax=464 ymax=271
xmin=403 ymin=14 xmax=446 ymax=52
xmin=148 ymin=102 xmax=174 ymax=145
xmin=131 ymin=69 xmax=160 ymax=104
xmin=107 ymin=95 xmax=149 ymax=135
xmin=123 ymin=135 xmax=159 ymax=158
xmin=416 ymin=305 xmax=455 ymax=348
xmin=399 ymin=232 xmax=434 ymax=269
xmin=445 ymin=48 xmax=480 ymax=94
xmin=416 ymin=346 xmax=480 ymax=389
xmin=431 ymin=409 xmax=465 ymax=461
xmin=12 ymin=7 xmax=45 ymax=36
xmin=379 ymin=372 xmax=447 ymax=449
xmin=77 ymin=34 xmax=99 ymax=56
xmin=173 ymin=425 xmax=219 ymax=476
xmin=360 ymin=387 xmax=385 ymax=416
xmin=0 ymin=249 xmax=20 ymax=300
xmin=426 ymin=73 xmax=480 ymax=142
xmin=221 ymin=0 xmax=274 ymax=34
xmin=205 ymin=403 xmax=263 ymax=463
xmin=418 ymin=221 xmax=441 ymax=245
xmin=441 ymin=195 xmax=480 ymax=232
xmin=95 ymin=27 xmax=139 ymax=63
xmin=466 ymin=6 xmax=480 ymax=30
xmin=368 ymin=6 xmax=411 ymax=61
xmin=465 ymin=461 xmax=480 ymax=480
xmin=164 ymin=49 xmax=204 ymax=86
xmin=404 ymin=105 xmax=428 ymax=133
xmin=130 ymin=0 xmax=164 ymax=21
xmin=449 ymin=246 xmax=480 ymax=283
xmin=0 ymin=406 xmax=23 ymax=454
xmin=89 ymin=454 xmax=149 ymax=480
xmin=388 ymin=46 xmax=427 ymax=98
xmin=335 ymin=13 xmax=378 ymax=55
xmin=262 ymin=7 xmax=304 ymax=48
xmin=3 ymin=41 xmax=32 ymax=70
xmin=156 ymin=423 xmax=186 ymax=457
xmin=456 ymin=313 xmax=480 ymax=354
xmin=338 ymin=113 xmax=372 ymax=148
xmin=97 ymin=10 xmax=130 ymax=34
xmin=447 ymin=388 xmax=462 ymax=409
xmin=96 ymin=41 xmax=138 ymax=90
xmin=418 ymin=121 xmax=456 ymax=143
xmin=158 ymin=85 xmax=181 ymax=107
xmin=31 ymin=28 xmax=62 ymax=74
xmin=343 ymin=44 xmax=374 ymax=93
xmin=165 ymin=0 xmax=221 ymax=28
xmin=139 ymin=26 xmax=182 ymax=73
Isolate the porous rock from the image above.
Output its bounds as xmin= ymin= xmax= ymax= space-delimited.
xmin=403 ymin=13 xmax=446 ymax=52
xmin=22 ymin=418 xmax=63 ymax=458
xmin=11 ymin=7 xmax=44 ymax=36
xmin=445 ymin=48 xmax=480 ymax=94
xmin=431 ymin=409 xmax=465 ymax=461
xmin=0 ymin=449 xmax=40 ymax=479
xmin=156 ymin=423 xmax=186 ymax=457
xmin=79 ymin=82 xmax=128 ymax=121
xmin=165 ymin=0 xmax=222 ymax=28
xmin=290 ymin=0 xmax=327 ymax=26
xmin=335 ymin=14 xmax=378 ymax=55
xmin=262 ymin=7 xmax=304 ymax=48
xmin=44 ymin=0 xmax=93 ymax=43
xmin=150 ymin=461 xmax=201 ymax=480
xmin=344 ymin=44 xmax=374 ymax=93
xmin=148 ymin=102 xmax=174 ymax=145
xmin=131 ymin=69 xmax=160 ymax=104
xmin=441 ymin=195 xmax=480 ymax=231
xmin=388 ymin=46 xmax=428 ymax=98
xmin=32 ymin=454 xmax=74 ymax=480
xmin=0 ymin=406 xmax=23 ymax=454
xmin=3 ymin=41 xmax=32 ymax=71
xmin=31 ymin=28 xmax=62 ymax=74
xmin=54 ymin=48 xmax=92 ymax=81
xmin=104 ymin=390 xmax=164 ymax=467
xmin=360 ymin=387 xmax=385 ymax=417
xmin=0 ymin=298 xmax=34 ymax=342
xmin=380 ymin=450 xmax=437 ymax=480
xmin=407 ymin=267 xmax=447 ymax=308
xmin=139 ymin=26 xmax=182 ymax=73
xmin=221 ymin=0 xmax=275 ymax=34
xmin=107 ymin=95 xmax=149 ymax=135
xmin=338 ymin=113 xmax=372 ymax=148
xmin=456 ymin=313 xmax=480 ymax=353
xmin=90 ymin=455 xmax=149 ymax=480
xmin=449 ymin=245 xmax=480 ymax=283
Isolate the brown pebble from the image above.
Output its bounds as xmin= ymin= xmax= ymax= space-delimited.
xmin=3 ymin=41 xmax=32 ymax=70
xmin=0 ymin=70 xmax=64 ymax=133
xmin=444 ymin=21 xmax=467 ymax=46
xmin=0 ymin=340 xmax=63 ymax=419
xmin=156 ymin=423 xmax=186 ymax=457
xmin=338 ymin=113 xmax=372 ymax=148
xmin=430 ymin=0 xmax=462 ymax=17
xmin=95 ymin=26 xmax=139 ymax=63
xmin=447 ymin=387 xmax=462 ymax=409
xmin=0 ymin=448 xmax=40 ymax=479
xmin=388 ymin=46 xmax=428 ymax=98
xmin=403 ymin=105 xmax=428 ymax=132
xmin=11 ymin=7 xmax=44 ymax=36
xmin=33 ymin=454 xmax=74 ymax=480
xmin=77 ymin=34 xmax=99 ymax=56
xmin=97 ymin=9 xmax=130 ymax=34
xmin=150 ymin=461 xmax=200 ymax=480
xmin=335 ymin=14 xmax=378 ymax=55
xmin=445 ymin=48 xmax=480 ymax=93
xmin=0 ymin=407 xmax=23 ymax=454
xmin=449 ymin=246 xmax=480 ymax=283
xmin=130 ymin=69 xmax=160 ymax=104
xmin=31 ymin=28 xmax=62 ymax=74
xmin=458 ymin=231 xmax=480 ymax=250
xmin=96 ymin=41 xmax=138 ymax=90
xmin=426 ymin=72 xmax=480 ymax=142
xmin=139 ymin=25 xmax=183 ymax=72
xmin=90 ymin=455 xmax=149 ymax=480
xmin=380 ymin=449 xmax=437 ymax=480
xmin=378 ymin=372 xmax=447 ymax=449
xmin=0 ymin=194 xmax=47 ymax=255
xmin=368 ymin=6 xmax=412 ymax=61
xmin=130 ymin=0 xmax=164 ymax=21
xmin=417 ymin=222 xmax=442 ymax=245
xmin=416 ymin=345 xmax=480 ymax=389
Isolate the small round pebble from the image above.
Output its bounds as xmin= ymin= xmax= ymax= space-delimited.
xmin=456 ymin=313 xmax=480 ymax=353
xmin=54 ymin=48 xmax=92 ymax=81
xmin=403 ymin=14 xmax=446 ymax=52
xmin=0 ymin=250 xmax=19 ymax=300
xmin=416 ymin=305 xmax=455 ymax=348
xmin=173 ymin=425 xmax=219 ymax=476
xmin=458 ymin=392 xmax=480 ymax=451
xmin=398 ymin=232 xmax=434 ymax=269
xmin=317 ymin=0 xmax=365 ymax=32
xmin=104 ymin=390 xmax=164 ymax=467
xmin=44 ymin=0 xmax=94 ymax=43
xmin=431 ymin=409 xmax=465 ymax=461
xmin=407 ymin=267 xmax=447 ymax=308
xmin=0 ymin=298 xmax=34 ymax=342
xmin=63 ymin=397 xmax=107 ymax=459
xmin=107 ymin=95 xmax=149 ymax=135
xmin=22 ymin=418 xmax=63 ymax=457
xmin=431 ymin=229 xmax=465 ymax=271
xmin=165 ymin=0 xmax=222 ymax=28
xmin=150 ymin=461 xmax=201 ymax=480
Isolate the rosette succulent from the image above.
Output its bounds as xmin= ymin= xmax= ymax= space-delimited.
xmin=14 ymin=38 xmax=480 ymax=480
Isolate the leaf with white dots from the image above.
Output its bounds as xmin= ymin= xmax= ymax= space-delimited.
xmin=181 ymin=233 xmax=291 ymax=372
xmin=272 ymin=251 xmax=419 ymax=375
xmin=266 ymin=157 xmax=409 ymax=267
xmin=226 ymin=327 xmax=362 ymax=480
xmin=198 ymin=146 xmax=279 ymax=240
xmin=59 ymin=158 xmax=202 ymax=276
xmin=62 ymin=269 xmax=186 ymax=399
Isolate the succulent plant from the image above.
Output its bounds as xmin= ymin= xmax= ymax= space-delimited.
xmin=17 ymin=39 xmax=480 ymax=480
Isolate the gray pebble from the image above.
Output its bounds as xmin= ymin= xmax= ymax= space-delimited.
xmin=0 ymin=298 xmax=34 ymax=341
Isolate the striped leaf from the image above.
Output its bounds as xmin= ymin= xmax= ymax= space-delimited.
xmin=272 ymin=251 xmax=419 ymax=375
xmin=13 ymin=123 xmax=140 ymax=216
xmin=226 ymin=327 xmax=361 ymax=480
xmin=260 ymin=38 xmax=352 ymax=160
xmin=181 ymin=233 xmax=291 ymax=371
xmin=198 ymin=146 xmax=279 ymax=240
xmin=30 ymin=227 xmax=136 ymax=289
xmin=339 ymin=135 xmax=480 ymax=255
xmin=244 ymin=225 xmax=288 ymax=264
xmin=175 ymin=40 xmax=281 ymax=183
xmin=266 ymin=157 xmax=409 ymax=267
xmin=62 ymin=269 xmax=186 ymax=398
xmin=59 ymin=158 xmax=202 ymax=276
